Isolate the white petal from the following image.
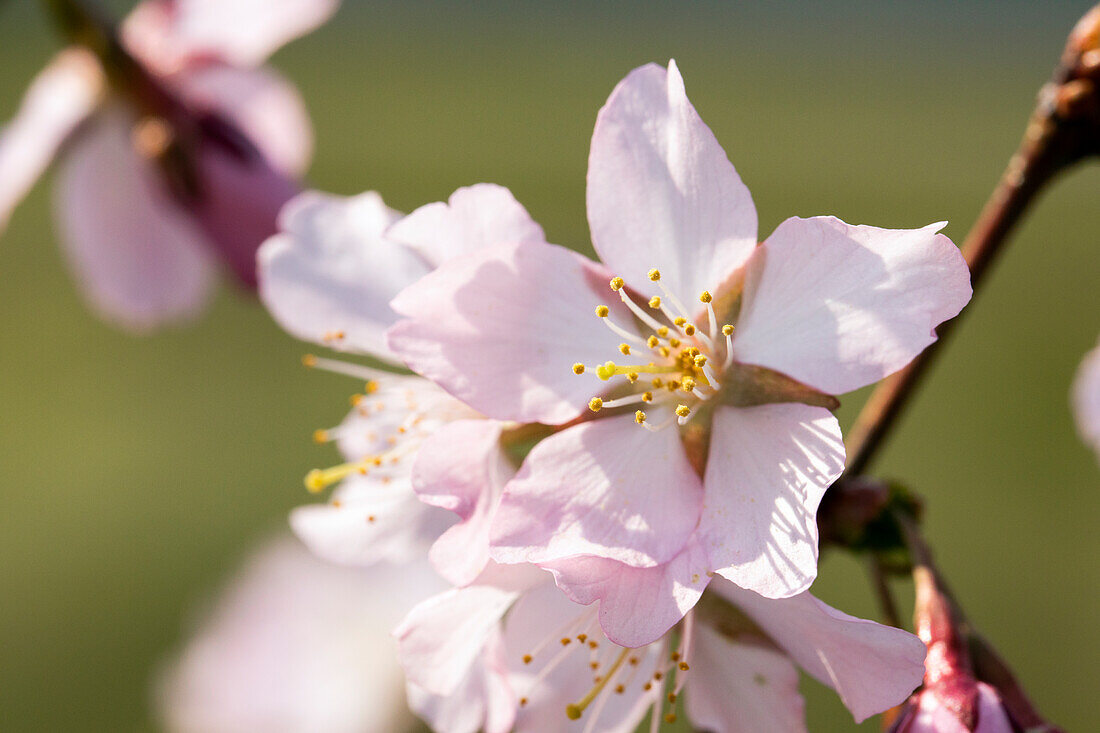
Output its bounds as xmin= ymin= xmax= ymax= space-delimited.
xmin=684 ymin=624 xmax=805 ymax=733
xmin=733 ymin=217 xmax=972 ymax=395
xmin=587 ymin=60 xmax=757 ymax=305
xmin=717 ymin=582 xmax=927 ymax=723
xmin=0 ymin=48 xmax=103 ymax=234
xmin=1072 ymin=339 xmax=1100 ymax=464
xmin=701 ymin=404 xmax=845 ymax=599
xmin=387 ymin=183 xmax=546 ymax=268
xmin=395 ymin=583 xmax=521 ymax=695
xmin=258 ymin=190 xmax=425 ymax=362
xmin=125 ymin=0 xmax=340 ymax=70
xmin=290 ymin=474 xmax=450 ymax=567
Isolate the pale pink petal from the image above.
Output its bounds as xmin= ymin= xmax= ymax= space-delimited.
xmin=700 ymin=404 xmax=845 ymax=599
xmin=0 ymin=48 xmax=103 ymax=234
xmin=733 ymin=217 xmax=972 ymax=395
xmin=542 ymin=537 xmax=711 ymax=647
xmin=490 ymin=415 xmax=704 ymax=568
xmin=54 ymin=107 xmax=217 ymax=332
xmin=289 ymin=474 xmax=451 ymax=567
xmin=684 ymin=624 xmax=805 ymax=733
xmin=503 ymin=581 xmax=660 ymax=733
xmin=587 ymin=60 xmax=757 ymax=305
xmin=413 ymin=419 xmax=514 ymax=587
xmin=389 ymin=240 xmax=629 ymax=424
xmin=717 ymin=581 xmax=927 ymax=723
xmin=387 ymin=183 xmax=547 ymax=268
xmin=395 ymin=584 xmax=520 ymax=695
xmin=172 ymin=64 xmax=312 ymax=176
xmin=406 ymin=629 xmax=517 ymax=733
xmin=126 ymin=0 xmax=340 ymax=70
xmin=1072 ymin=339 xmax=1100 ymax=464
xmin=157 ymin=536 xmax=444 ymax=733
xmin=258 ymin=190 xmax=425 ymax=362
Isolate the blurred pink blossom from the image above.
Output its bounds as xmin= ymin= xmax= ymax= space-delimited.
xmin=395 ymin=562 xmax=925 ymax=733
xmin=386 ymin=60 xmax=972 ymax=645
xmin=1072 ymin=338 xmax=1100 ymax=463
xmin=157 ymin=535 xmax=445 ymax=733
xmin=257 ymin=185 xmax=544 ymax=583
xmin=0 ymin=0 xmax=335 ymax=331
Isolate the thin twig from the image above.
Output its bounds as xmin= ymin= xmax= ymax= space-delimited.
xmin=845 ymin=7 xmax=1100 ymax=476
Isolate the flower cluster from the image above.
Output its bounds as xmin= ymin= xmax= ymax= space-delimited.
xmin=245 ymin=59 xmax=972 ymax=732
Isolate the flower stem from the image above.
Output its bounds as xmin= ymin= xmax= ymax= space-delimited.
xmin=845 ymin=4 xmax=1100 ymax=477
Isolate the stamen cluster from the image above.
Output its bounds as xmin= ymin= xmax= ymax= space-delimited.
xmin=573 ymin=269 xmax=734 ymax=430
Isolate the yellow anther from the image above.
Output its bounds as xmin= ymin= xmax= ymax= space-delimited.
xmin=681 ymin=377 xmax=696 ymax=391
xmin=673 ymin=317 xmax=687 ymax=326
xmin=561 ymin=638 xmax=572 ymax=646
xmin=667 ymin=380 xmax=681 ymax=392
xmin=365 ymin=380 xmax=379 ymax=394
xmin=304 ymin=470 xmax=326 ymax=493
xmin=565 ymin=648 xmax=630 ymax=722
xmin=652 ymin=378 xmax=664 ymax=388
xmin=665 ymin=713 xmax=677 ymax=724
xmin=350 ymin=394 xmax=364 ymax=406
xmin=520 ymin=697 xmax=529 ymax=707
xmin=722 ymin=324 xmax=734 ymax=336
xmin=595 ymin=305 xmax=610 ymax=318
xmin=694 ymin=355 xmax=707 ymax=367
xmin=635 ymin=410 xmax=647 ymax=424
xmin=589 ymin=398 xmax=604 ymax=412
xmin=668 ymin=692 xmax=678 ymax=703
xmin=610 ymin=276 xmax=625 ymax=291
xmin=618 ymin=343 xmax=631 ymax=356
xmin=669 ymin=338 xmax=681 ymax=348
xmin=523 ymin=654 xmax=533 ymax=665
xmin=572 ymin=363 xmax=586 ymax=375
xmin=577 ymin=634 xmax=587 ymax=643
xmin=596 ymin=361 xmax=616 ymax=380
xmin=699 ymin=290 xmax=713 ymax=303
xmin=642 ymin=391 xmax=654 ymax=402
xmin=679 ymin=662 xmax=690 ymax=671
xmin=626 ymin=372 xmax=639 ymax=383
xmin=647 ymin=335 xmax=660 ymax=348
xmin=675 ymin=404 xmax=691 ymax=417
xmin=302 ymin=354 xmax=318 ymax=368
xmin=684 ymin=324 xmax=697 ymax=336
xmin=657 ymin=326 xmax=670 ymax=337
xmin=615 ymin=684 xmax=625 ymax=694
xmin=648 ymin=296 xmax=661 ymax=308
xmin=659 ymin=346 xmax=671 ymax=358
xmin=304 ymin=458 xmax=375 ymax=493
xmin=648 ymin=268 xmax=661 ymax=281
xmin=312 ymin=429 xmax=329 ymax=444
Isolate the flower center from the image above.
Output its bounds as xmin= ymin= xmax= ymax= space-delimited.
xmin=573 ymin=268 xmax=734 ymax=430
xmin=299 ymin=354 xmax=448 ymax=495
xmin=515 ymin=607 xmax=696 ymax=729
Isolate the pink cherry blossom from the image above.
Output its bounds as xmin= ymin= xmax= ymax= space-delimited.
xmin=1071 ymin=338 xmax=1100 ymax=463
xmin=395 ymin=562 xmax=926 ymax=733
xmin=0 ymin=0 xmax=333 ymax=331
xmin=386 ymin=60 xmax=972 ymax=642
xmin=157 ymin=535 xmax=445 ymax=733
xmin=258 ymin=185 xmax=545 ymax=583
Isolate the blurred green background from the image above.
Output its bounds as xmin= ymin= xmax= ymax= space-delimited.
xmin=1 ymin=1 xmax=1097 ymax=731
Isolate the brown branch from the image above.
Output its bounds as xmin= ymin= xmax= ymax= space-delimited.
xmin=845 ymin=5 xmax=1100 ymax=477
